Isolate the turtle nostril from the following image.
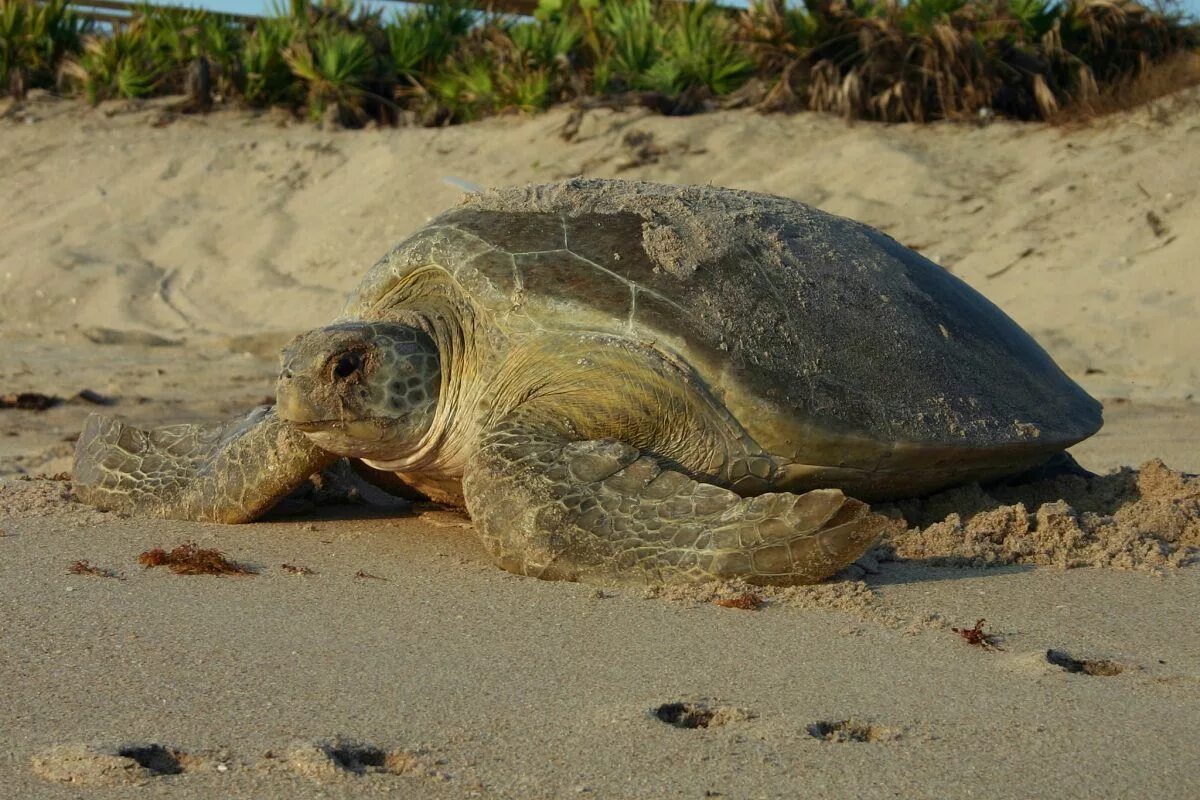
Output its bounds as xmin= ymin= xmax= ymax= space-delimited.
xmin=333 ymin=352 xmax=362 ymax=379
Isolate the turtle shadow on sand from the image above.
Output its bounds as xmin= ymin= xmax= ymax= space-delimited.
xmin=860 ymin=561 xmax=1035 ymax=588
xmin=259 ymin=459 xmax=413 ymax=521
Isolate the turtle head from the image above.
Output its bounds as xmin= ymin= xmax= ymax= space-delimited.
xmin=276 ymin=322 xmax=440 ymax=459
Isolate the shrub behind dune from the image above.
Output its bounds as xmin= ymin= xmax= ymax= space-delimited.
xmin=2 ymin=0 xmax=1197 ymax=125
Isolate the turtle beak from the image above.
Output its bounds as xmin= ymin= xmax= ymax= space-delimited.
xmin=276 ymin=364 xmax=391 ymax=445
xmin=276 ymin=349 xmax=382 ymax=438
xmin=275 ymin=369 xmax=321 ymax=426
xmin=276 ymin=336 xmax=328 ymax=425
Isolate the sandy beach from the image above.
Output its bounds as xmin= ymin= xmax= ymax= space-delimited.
xmin=1 ymin=91 xmax=1198 ymax=798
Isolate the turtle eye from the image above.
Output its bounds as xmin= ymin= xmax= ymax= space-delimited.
xmin=333 ymin=351 xmax=362 ymax=380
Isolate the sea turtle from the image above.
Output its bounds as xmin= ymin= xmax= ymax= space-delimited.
xmin=72 ymin=179 xmax=1102 ymax=585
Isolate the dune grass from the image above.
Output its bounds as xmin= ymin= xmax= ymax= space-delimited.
xmin=0 ymin=0 xmax=1196 ymax=124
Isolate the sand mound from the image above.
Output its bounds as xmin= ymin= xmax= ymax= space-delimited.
xmin=277 ymin=739 xmax=441 ymax=781
xmin=878 ymin=459 xmax=1200 ymax=571
xmin=0 ymin=478 xmax=108 ymax=523
xmin=30 ymin=743 xmax=186 ymax=786
xmin=0 ymin=478 xmax=74 ymax=518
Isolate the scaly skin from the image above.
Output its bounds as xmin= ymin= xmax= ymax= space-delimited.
xmin=72 ymin=407 xmax=334 ymax=523
xmin=454 ymin=331 xmax=885 ymax=584
xmin=464 ymin=407 xmax=883 ymax=585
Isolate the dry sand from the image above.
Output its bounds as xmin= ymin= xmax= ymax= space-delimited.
xmin=2 ymin=91 xmax=1199 ymax=798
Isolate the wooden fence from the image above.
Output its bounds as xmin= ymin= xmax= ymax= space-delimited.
xmin=55 ymin=0 xmax=541 ymax=29
xmin=61 ymin=0 xmax=256 ymax=27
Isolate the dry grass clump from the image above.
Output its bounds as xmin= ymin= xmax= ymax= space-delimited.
xmin=739 ymin=0 xmax=1199 ymax=122
xmin=0 ymin=0 xmax=1196 ymax=124
xmin=1051 ymin=50 xmax=1200 ymax=121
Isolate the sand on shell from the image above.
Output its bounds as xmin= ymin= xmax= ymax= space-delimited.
xmin=1 ymin=91 xmax=1199 ymax=798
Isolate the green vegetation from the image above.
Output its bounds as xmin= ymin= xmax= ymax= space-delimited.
xmin=0 ymin=0 xmax=1196 ymax=123
xmin=1 ymin=0 xmax=88 ymax=97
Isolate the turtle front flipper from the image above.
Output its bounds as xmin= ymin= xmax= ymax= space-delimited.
xmin=72 ymin=407 xmax=335 ymax=523
xmin=463 ymin=411 xmax=886 ymax=586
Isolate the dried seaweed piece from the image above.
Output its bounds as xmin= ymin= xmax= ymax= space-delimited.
xmin=952 ymin=618 xmax=1003 ymax=650
xmin=138 ymin=542 xmax=255 ymax=575
xmin=68 ymin=560 xmax=120 ymax=578
xmin=713 ymin=592 xmax=763 ymax=610
xmin=1146 ymin=210 xmax=1168 ymax=237
xmin=281 ymin=563 xmax=316 ymax=575
xmin=0 ymin=392 xmax=60 ymax=410
xmin=73 ymin=389 xmax=111 ymax=405
xmin=354 ymin=570 xmax=388 ymax=581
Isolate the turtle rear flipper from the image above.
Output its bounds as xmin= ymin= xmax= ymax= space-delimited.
xmin=72 ymin=407 xmax=334 ymax=523
xmin=463 ymin=410 xmax=885 ymax=586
